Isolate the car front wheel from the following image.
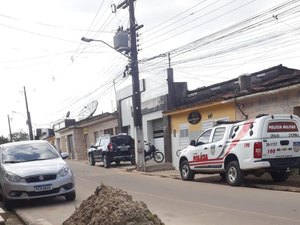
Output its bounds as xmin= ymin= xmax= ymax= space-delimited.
xmin=65 ymin=191 xmax=76 ymax=201
xmin=88 ymin=153 xmax=95 ymax=166
xmin=180 ymin=160 xmax=195 ymax=181
xmin=2 ymin=194 xmax=13 ymax=210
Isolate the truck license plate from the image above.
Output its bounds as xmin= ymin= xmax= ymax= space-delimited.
xmin=293 ymin=142 xmax=300 ymax=152
xmin=34 ymin=184 xmax=53 ymax=192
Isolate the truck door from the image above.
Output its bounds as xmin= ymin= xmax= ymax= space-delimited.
xmin=209 ymin=127 xmax=226 ymax=160
xmin=190 ymin=129 xmax=212 ymax=170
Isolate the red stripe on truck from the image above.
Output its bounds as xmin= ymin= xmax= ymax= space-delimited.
xmin=224 ymin=119 xmax=254 ymax=156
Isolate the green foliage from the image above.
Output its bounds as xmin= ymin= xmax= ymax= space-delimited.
xmin=12 ymin=131 xmax=29 ymax=142
xmin=0 ymin=136 xmax=9 ymax=144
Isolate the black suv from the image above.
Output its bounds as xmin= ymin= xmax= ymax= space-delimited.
xmin=87 ymin=134 xmax=135 ymax=168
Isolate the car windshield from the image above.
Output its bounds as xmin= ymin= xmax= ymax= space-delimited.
xmin=2 ymin=142 xmax=59 ymax=164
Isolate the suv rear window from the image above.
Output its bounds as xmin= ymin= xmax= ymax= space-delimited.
xmin=111 ymin=135 xmax=134 ymax=146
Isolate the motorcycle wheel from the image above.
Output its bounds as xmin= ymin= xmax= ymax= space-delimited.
xmin=153 ymin=151 xmax=164 ymax=163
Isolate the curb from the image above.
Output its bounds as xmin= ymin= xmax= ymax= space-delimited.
xmin=14 ymin=209 xmax=52 ymax=225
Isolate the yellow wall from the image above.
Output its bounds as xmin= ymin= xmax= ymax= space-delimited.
xmin=170 ymin=101 xmax=235 ymax=131
xmin=168 ymin=101 xmax=235 ymax=170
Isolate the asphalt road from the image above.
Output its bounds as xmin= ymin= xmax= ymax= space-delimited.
xmin=11 ymin=160 xmax=300 ymax=225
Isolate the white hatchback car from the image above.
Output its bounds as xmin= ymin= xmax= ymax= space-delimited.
xmin=0 ymin=140 xmax=75 ymax=208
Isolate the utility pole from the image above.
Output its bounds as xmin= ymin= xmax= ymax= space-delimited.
xmin=7 ymin=115 xmax=12 ymax=142
xmin=117 ymin=0 xmax=145 ymax=171
xmin=24 ymin=86 xmax=34 ymax=140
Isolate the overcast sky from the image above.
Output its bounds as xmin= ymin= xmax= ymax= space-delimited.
xmin=1 ymin=0 xmax=299 ymax=137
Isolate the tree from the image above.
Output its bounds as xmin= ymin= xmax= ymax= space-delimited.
xmin=12 ymin=131 xmax=29 ymax=142
xmin=0 ymin=136 xmax=9 ymax=144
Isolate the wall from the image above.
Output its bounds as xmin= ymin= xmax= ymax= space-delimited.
xmin=235 ymin=86 xmax=300 ymax=120
xmin=84 ymin=118 xmax=118 ymax=152
xmin=143 ymin=110 xmax=165 ymax=156
xmin=73 ymin=128 xmax=85 ymax=160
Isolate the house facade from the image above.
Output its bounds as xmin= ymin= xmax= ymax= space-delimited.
xmin=116 ymin=77 xmax=169 ymax=160
xmin=53 ymin=112 xmax=118 ymax=160
xmin=44 ymin=65 xmax=300 ymax=169
xmin=165 ymin=65 xmax=300 ymax=169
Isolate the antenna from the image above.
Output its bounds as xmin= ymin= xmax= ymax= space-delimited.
xmin=78 ymin=100 xmax=98 ymax=121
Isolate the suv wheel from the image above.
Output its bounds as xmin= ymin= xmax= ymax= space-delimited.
xmin=226 ymin=161 xmax=244 ymax=186
xmin=88 ymin=153 xmax=95 ymax=166
xmin=131 ymin=154 xmax=136 ymax=165
xmin=115 ymin=159 xmax=120 ymax=166
xmin=103 ymin=154 xmax=111 ymax=168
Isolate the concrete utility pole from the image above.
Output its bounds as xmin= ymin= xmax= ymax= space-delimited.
xmin=24 ymin=86 xmax=34 ymax=140
xmin=7 ymin=115 xmax=12 ymax=142
xmin=117 ymin=0 xmax=145 ymax=171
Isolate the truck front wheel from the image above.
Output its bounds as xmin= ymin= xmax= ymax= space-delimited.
xmin=180 ymin=160 xmax=195 ymax=181
xmin=226 ymin=161 xmax=244 ymax=186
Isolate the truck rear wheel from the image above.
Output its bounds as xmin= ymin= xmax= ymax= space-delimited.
xmin=270 ymin=171 xmax=289 ymax=182
xmin=180 ymin=160 xmax=195 ymax=181
xmin=226 ymin=161 xmax=244 ymax=186
xmin=103 ymin=154 xmax=111 ymax=168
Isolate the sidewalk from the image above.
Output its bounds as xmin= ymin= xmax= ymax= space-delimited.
xmin=122 ymin=162 xmax=300 ymax=193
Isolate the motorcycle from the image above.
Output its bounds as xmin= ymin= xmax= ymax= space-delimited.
xmin=144 ymin=141 xmax=165 ymax=163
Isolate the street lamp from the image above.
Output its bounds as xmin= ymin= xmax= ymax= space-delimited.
xmin=81 ymin=24 xmax=145 ymax=171
xmin=12 ymin=111 xmax=26 ymax=119
xmin=81 ymin=37 xmax=130 ymax=59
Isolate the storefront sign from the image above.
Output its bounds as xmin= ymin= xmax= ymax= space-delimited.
xmin=188 ymin=111 xmax=201 ymax=124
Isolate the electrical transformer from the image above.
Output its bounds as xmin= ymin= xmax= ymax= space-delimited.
xmin=114 ymin=30 xmax=130 ymax=52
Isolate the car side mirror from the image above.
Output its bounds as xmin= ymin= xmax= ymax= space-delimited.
xmin=61 ymin=152 xmax=69 ymax=159
xmin=190 ymin=140 xmax=196 ymax=146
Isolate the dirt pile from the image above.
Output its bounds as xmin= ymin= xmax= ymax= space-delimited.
xmin=63 ymin=184 xmax=165 ymax=225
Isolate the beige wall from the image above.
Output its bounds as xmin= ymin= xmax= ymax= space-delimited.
xmin=73 ymin=129 xmax=85 ymax=160
xmin=235 ymin=86 xmax=300 ymax=120
xmin=85 ymin=118 xmax=118 ymax=150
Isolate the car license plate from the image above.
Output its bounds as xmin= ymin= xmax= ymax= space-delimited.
xmin=34 ymin=184 xmax=53 ymax=192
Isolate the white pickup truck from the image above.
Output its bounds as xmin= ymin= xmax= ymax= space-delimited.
xmin=178 ymin=114 xmax=300 ymax=186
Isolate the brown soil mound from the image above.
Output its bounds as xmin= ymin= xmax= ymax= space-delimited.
xmin=63 ymin=184 xmax=165 ymax=225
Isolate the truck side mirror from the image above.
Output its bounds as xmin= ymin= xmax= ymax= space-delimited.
xmin=190 ymin=140 xmax=196 ymax=146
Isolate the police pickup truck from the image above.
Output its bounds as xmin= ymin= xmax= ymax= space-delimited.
xmin=178 ymin=114 xmax=300 ymax=186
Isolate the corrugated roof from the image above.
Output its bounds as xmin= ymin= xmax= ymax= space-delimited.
xmin=165 ymin=65 xmax=300 ymax=114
